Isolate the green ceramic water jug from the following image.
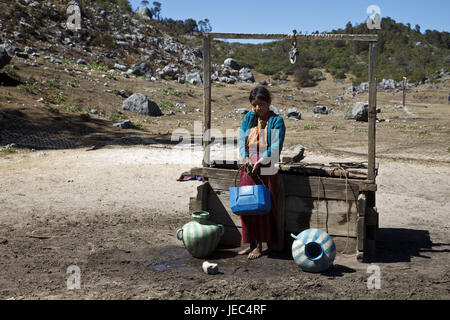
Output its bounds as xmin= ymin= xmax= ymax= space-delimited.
xmin=176 ymin=211 xmax=224 ymax=258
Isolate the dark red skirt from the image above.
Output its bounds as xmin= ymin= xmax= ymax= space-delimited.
xmin=239 ymin=166 xmax=279 ymax=244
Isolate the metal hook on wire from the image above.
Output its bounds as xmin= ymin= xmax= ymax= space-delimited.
xmin=289 ymin=29 xmax=299 ymax=64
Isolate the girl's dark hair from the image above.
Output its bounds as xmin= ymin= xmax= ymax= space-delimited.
xmin=249 ymin=86 xmax=271 ymax=104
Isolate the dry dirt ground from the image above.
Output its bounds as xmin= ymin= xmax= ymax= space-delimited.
xmin=0 ymin=145 xmax=448 ymax=300
xmin=0 ymin=56 xmax=449 ymax=300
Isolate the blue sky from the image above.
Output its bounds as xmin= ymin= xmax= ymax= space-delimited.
xmin=130 ymin=0 xmax=449 ymax=43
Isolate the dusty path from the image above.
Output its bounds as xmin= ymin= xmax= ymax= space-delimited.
xmin=0 ymin=145 xmax=449 ymax=300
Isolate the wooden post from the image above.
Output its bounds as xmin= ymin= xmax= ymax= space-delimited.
xmin=402 ymin=77 xmax=407 ymax=107
xmin=202 ymin=34 xmax=211 ymax=167
xmin=356 ymin=193 xmax=367 ymax=261
xmin=367 ymin=42 xmax=378 ymax=182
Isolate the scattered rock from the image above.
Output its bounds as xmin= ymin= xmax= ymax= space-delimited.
xmin=223 ymin=58 xmax=241 ymax=71
xmin=186 ymin=72 xmax=202 ymax=85
xmin=286 ymin=108 xmax=301 ymax=120
xmin=313 ymin=105 xmax=329 ymax=115
xmin=130 ymin=62 xmax=152 ymax=78
xmin=292 ymin=145 xmax=305 ymax=162
xmin=50 ymin=57 xmax=62 ymax=65
xmin=90 ymin=109 xmax=98 ymax=114
xmin=15 ymin=52 xmax=28 ymax=59
xmin=0 ymin=44 xmax=12 ymax=69
xmin=269 ymin=105 xmax=279 ymax=114
xmin=202 ymin=261 xmax=219 ymax=275
xmin=239 ymin=67 xmax=255 ymax=82
xmin=136 ymin=6 xmax=152 ymax=20
xmin=235 ymin=108 xmax=249 ymax=114
xmin=113 ymin=120 xmax=132 ymax=129
xmin=77 ymin=58 xmax=88 ymax=65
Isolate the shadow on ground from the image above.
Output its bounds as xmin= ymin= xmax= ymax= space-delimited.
xmin=0 ymin=72 xmax=24 ymax=87
xmin=373 ymin=228 xmax=450 ymax=263
xmin=0 ymin=107 xmax=181 ymax=149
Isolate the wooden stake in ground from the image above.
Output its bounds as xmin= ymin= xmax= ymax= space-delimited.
xmin=402 ymin=76 xmax=407 ymax=107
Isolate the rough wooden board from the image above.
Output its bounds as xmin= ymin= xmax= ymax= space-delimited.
xmin=284 ymin=197 xmax=357 ymax=237
xmin=333 ymin=236 xmax=357 ymax=254
xmin=205 ymin=174 xmax=361 ymax=200
xmin=357 ymin=194 xmax=367 ymax=252
xmin=279 ymin=163 xmax=369 ymax=179
xmin=270 ymin=174 xmax=285 ymax=252
xmin=282 ymin=175 xmax=360 ymax=201
xmin=192 ymin=167 xmax=376 ymax=196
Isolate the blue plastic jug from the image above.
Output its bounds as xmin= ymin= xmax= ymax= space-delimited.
xmin=229 ymin=184 xmax=271 ymax=216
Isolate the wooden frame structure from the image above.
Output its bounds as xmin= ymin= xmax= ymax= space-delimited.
xmin=192 ymin=32 xmax=379 ymax=261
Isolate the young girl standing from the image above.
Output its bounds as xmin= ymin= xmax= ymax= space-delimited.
xmin=237 ymin=86 xmax=286 ymax=259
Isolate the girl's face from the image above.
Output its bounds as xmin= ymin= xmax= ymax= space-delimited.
xmin=251 ymin=98 xmax=270 ymax=118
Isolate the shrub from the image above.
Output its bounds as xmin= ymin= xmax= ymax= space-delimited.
xmin=110 ymin=113 xmax=127 ymax=121
xmin=162 ymin=87 xmax=181 ymax=96
xmin=63 ymin=104 xmax=80 ymax=112
xmin=131 ymin=122 xmax=145 ymax=130
xmin=18 ymin=83 xmax=42 ymax=95
xmin=48 ymin=107 xmax=60 ymax=114
xmin=44 ymin=92 xmax=64 ymax=104
xmin=46 ymin=79 xmax=60 ymax=88
xmin=66 ymin=81 xmax=79 ymax=88
xmin=0 ymin=145 xmax=17 ymax=154
xmin=295 ymin=68 xmax=316 ymax=87
xmin=80 ymin=111 xmax=91 ymax=121
xmin=5 ymin=64 xmax=19 ymax=78
xmin=159 ymin=101 xmax=174 ymax=110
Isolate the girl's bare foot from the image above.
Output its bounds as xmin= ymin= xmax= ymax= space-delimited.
xmin=248 ymin=242 xmax=262 ymax=260
xmin=238 ymin=247 xmax=252 ymax=255
xmin=238 ymin=243 xmax=257 ymax=255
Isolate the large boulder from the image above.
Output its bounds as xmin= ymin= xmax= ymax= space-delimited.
xmin=123 ymin=93 xmax=162 ymax=116
xmin=239 ymin=67 xmax=255 ymax=82
xmin=223 ymin=58 xmax=241 ymax=71
xmin=344 ymin=102 xmax=368 ymax=121
xmin=136 ymin=6 xmax=152 ymax=20
xmin=0 ymin=44 xmax=12 ymax=69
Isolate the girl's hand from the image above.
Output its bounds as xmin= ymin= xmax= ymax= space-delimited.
xmin=252 ymin=158 xmax=264 ymax=174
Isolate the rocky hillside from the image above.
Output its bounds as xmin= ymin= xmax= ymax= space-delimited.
xmin=0 ymin=0 xmax=255 ymax=85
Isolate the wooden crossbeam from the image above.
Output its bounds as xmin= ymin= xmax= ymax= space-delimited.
xmin=207 ymin=32 xmax=378 ymax=42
